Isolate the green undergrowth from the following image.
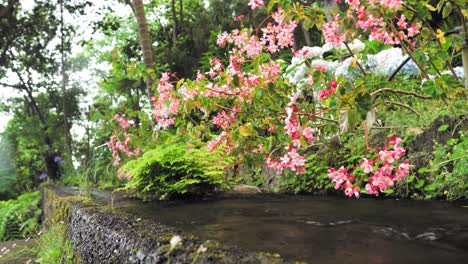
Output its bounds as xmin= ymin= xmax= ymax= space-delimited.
xmin=0 ymin=191 xmax=42 ymax=241
xmin=33 ymin=189 xmax=84 ymax=263
xmin=34 ymin=223 xmax=76 ymax=264
xmin=278 ymin=110 xmax=467 ymax=200
xmin=120 ymin=139 xmax=232 ymax=200
xmin=407 ymin=131 xmax=467 ymax=200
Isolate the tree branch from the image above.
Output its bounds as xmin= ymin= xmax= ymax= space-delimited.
xmin=370 ymin=88 xmax=432 ymax=99
xmin=384 ymin=101 xmax=421 ymax=117
xmin=343 ymin=41 xmax=366 ymax=76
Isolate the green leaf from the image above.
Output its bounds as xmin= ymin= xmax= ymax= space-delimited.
xmin=412 ymin=50 xmax=427 ymax=65
xmin=421 ymin=79 xmax=441 ymax=98
xmin=415 ymin=179 xmax=425 ymax=188
xmin=384 ymin=189 xmax=394 ymax=194
xmin=424 ymin=183 xmax=438 ymax=191
xmin=442 ymin=2 xmax=452 ymax=18
xmin=418 ymin=167 xmax=432 ymax=173
xmin=438 ymin=124 xmax=449 ymax=132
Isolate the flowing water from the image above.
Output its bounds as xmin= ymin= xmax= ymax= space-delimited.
xmin=82 ymin=188 xmax=468 ymax=263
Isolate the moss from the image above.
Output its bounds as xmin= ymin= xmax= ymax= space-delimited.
xmin=44 ymin=189 xmax=90 ymax=226
xmin=41 ymin=188 xmax=91 ymax=264
xmin=256 ymin=251 xmax=283 ymax=263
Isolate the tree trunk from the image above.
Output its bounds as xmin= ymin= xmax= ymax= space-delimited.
xmin=300 ymin=21 xmax=312 ymax=46
xmin=178 ymin=0 xmax=183 ymax=30
xmin=171 ymin=0 xmax=178 ymax=46
xmin=60 ymin=0 xmax=72 ymax=162
xmin=132 ymin=0 xmax=155 ymax=104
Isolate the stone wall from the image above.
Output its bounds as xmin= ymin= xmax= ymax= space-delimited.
xmin=43 ymin=187 xmax=287 ymax=264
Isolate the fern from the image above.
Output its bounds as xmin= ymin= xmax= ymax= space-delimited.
xmin=0 ymin=191 xmax=41 ymax=241
xmin=121 ymin=141 xmax=232 ymax=200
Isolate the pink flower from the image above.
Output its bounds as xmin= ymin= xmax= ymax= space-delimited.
xmin=248 ymin=0 xmax=264 ymax=10
xmin=328 ymin=166 xmax=352 ymax=190
xmin=234 ymin=14 xmax=244 ymax=21
xmin=318 ymin=90 xmax=329 ymax=100
xmin=243 ymin=36 xmax=263 ymax=58
xmin=206 ymin=132 xmax=227 ymax=152
xmin=260 ymin=61 xmax=281 ymax=83
xmin=212 ymin=105 xmax=241 ymax=129
xmin=260 ymin=8 xmax=297 ymax=52
xmin=380 ymin=0 xmax=402 ymax=9
xmin=395 ymin=160 xmax=411 ymax=180
xmin=388 ymin=136 xmax=402 ymax=146
xmin=322 ymin=18 xmax=346 ymax=48
xmin=117 ymin=169 xmax=131 ymax=181
xmin=392 ymin=146 xmax=406 ymax=160
xmin=345 ymin=0 xmax=361 ymax=10
xmin=314 ymin=65 xmax=327 ymax=72
xmin=397 ymin=15 xmax=407 ymax=29
xmin=302 ymin=127 xmax=315 ymax=142
xmin=365 ymin=183 xmax=379 ymax=195
xmin=380 ymin=162 xmax=393 ymax=176
xmin=407 ymin=24 xmax=421 ymax=37
xmin=360 ymin=158 xmax=374 ymax=174
xmin=217 ymin=31 xmax=229 ymax=47
xmin=268 ymin=125 xmax=276 ymax=133
xmin=379 ymin=150 xmax=395 ymax=163
xmin=284 ymin=105 xmax=301 ymax=141
xmin=344 ymin=184 xmax=361 ymax=198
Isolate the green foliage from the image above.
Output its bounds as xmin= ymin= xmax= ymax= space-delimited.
xmin=284 ymin=133 xmax=366 ymax=194
xmin=35 ymin=224 xmax=76 ymax=264
xmin=415 ymin=132 xmax=468 ymax=200
xmin=282 ymin=153 xmax=331 ymax=194
xmin=121 ymin=139 xmax=231 ymax=200
xmin=0 ymin=191 xmax=42 ymax=241
xmin=0 ymin=135 xmax=17 ymax=199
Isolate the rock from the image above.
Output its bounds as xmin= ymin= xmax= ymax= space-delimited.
xmin=231 ymin=184 xmax=262 ymax=194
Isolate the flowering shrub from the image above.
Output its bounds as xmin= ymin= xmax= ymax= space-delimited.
xmin=108 ymin=0 xmax=466 ymax=198
xmin=108 ymin=114 xmax=140 ymax=169
xmin=329 ymin=137 xmax=411 ymax=197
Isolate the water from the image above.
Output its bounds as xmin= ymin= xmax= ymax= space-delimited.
xmin=82 ymin=188 xmax=468 ymax=263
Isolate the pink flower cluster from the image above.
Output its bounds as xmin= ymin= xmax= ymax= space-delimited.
xmin=266 ymin=96 xmax=314 ymax=174
xmin=248 ymin=0 xmax=264 ymax=10
xmin=266 ymin=145 xmax=308 ymax=174
xmin=117 ymin=169 xmax=132 ymax=181
xmin=217 ymin=9 xmax=296 ymax=56
xmin=322 ymin=15 xmax=346 ymax=48
xmin=209 ymin=58 xmax=224 ymax=77
xmin=206 ymin=131 xmax=227 ymax=152
xmin=260 ymin=61 xmax=281 ymax=83
xmin=346 ymin=0 xmax=402 ymax=10
xmin=201 ymin=9 xmax=298 ymax=154
xmin=326 ymin=0 xmax=421 ymax=47
xmin=108 ymin=114 xmax=140 ymax=167
xmin=365 ymin=137 xmax=411 ymax=195
xmin=152 ymin=72 xmax=181 ymax=129
xmin=318 ymin=80 xmax=338 ymax=100
xmin=329 ymin=136 xmax=411 ymax=198
xmin=328 ymin=166 xmax=361 ymax=198
xmin=261 ymin=8 xmax=297 ymax=53
xmin=212 ymin=104 xmax=241 ymax=129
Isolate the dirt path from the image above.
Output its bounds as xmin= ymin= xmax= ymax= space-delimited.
xmin=0 ymin=239 xmax=36 ymax=264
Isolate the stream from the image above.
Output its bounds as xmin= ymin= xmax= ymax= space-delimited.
xmin=72 ymin=187 xmax=468 ymax=263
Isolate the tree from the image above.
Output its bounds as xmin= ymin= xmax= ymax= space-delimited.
xmin=131 ymin=0 xmax=155 ymax=103
xmin=0 ymin=0 xmax=89 ymax=183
